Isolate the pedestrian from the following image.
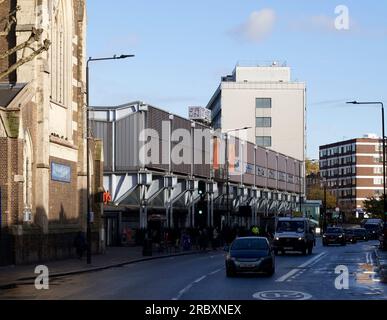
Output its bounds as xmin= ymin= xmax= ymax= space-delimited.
xmin=212 ymin=228 xmax=219 ymax=250
xmin=73 ymin=231 xmax=86 ymax=259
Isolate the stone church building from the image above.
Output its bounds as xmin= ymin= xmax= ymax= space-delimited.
xmin=0 ymin=0 xmax=104 ymax=265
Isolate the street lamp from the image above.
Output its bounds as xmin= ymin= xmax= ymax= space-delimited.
xmin=346 ymin=101 xmax=386 ymax=223
xmin=224 ymin=127 xmax=252 ymax=226
xmin=86 ymin=54 xmax=135 ymax=264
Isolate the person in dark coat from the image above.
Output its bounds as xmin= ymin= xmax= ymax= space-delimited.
xmin=74 ymin=231 xmax=86 ymax=259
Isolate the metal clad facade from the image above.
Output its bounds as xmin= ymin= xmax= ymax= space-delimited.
xmin=171 ymin=115 xmax=191 ymax=175
xmin=115 ymin=112 xmax=142 ymax=171
xmin=92 ymin=121 xmax=113 ymax=171
xmin=146 ymin=107 xmax=170 ymax=172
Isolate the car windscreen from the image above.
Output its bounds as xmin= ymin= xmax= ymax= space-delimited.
xmin=276 ymin=221 xmax=305 ymax=233
xmin=231 ymin=239 xmax=268 ymax=251
xmin=364 ymin=224 xmax=379 ymax=230
xmin=326 ymin=228 xmax=343 ymax=234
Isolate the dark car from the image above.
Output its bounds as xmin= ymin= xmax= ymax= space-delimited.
xmin=364 ymin=223 xmax=383 ymax=240
xmin=344 ymin=229 xmax=357 ymax=244
xmin=323 ymin=227 xmax=346 ymax=246
xmin=380 ymin=223 xmax=387 ymax=251
xmin=353 ymin=228 xmax=369 ymax=241
xmin=225 ymin=237 xmax=275 ymax=277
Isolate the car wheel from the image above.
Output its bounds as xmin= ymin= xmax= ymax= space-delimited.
xmin=266 ymin=267 xmax=275 ymax=277
xmin=226 ymin=267 xmax=235 ymax=278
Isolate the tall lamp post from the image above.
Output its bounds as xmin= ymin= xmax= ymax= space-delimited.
xmin=225 ymin=127 xmax=251 ymax=226
xmin=347 ymin=101 xmax=386 ymax=223
xmin=86 ymin=54 xmax=134 ymax=264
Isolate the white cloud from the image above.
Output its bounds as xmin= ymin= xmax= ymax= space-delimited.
xmin=230 ymin=9 xmax=276 ymax=43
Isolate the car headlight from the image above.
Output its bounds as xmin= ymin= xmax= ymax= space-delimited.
xmin=275 ymin=237 xmax=280 ymax=241
xmin=339 ymin=235 xmax=343 ymax=238
xmin=323 ymin=235 xmax=326 ymax=238
xmin=298 ymin=237 xmax=304 ymax=241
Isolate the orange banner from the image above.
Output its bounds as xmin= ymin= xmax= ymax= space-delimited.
xmin=229 ymin=143 xmax=235 ymax=173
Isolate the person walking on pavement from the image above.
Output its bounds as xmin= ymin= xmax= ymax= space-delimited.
xmin=74 ymin=231 xmax=86 ymax=260
xmin=212 ymin=228 xmax=219 ymax=250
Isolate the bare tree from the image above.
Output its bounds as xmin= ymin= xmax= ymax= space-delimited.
xmin=0 ymin=3 xmax=51 ymax=80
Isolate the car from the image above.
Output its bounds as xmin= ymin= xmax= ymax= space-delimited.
xmin=380 ymin=223 xmax=387 ymax=251
xmin=344 ymin=229 xmax=357 ymax=244
xmin=364 ymin=223 xmax=383 ymax=240
xmin=353 ymin=228 xmax=369 ymax=242
xmin=273 ymin=217 xmax=315 ymax=255
xmin=225 ymin=237 xmax=275 ymax=277
xmin=323 ymin=227 xmax=346 ymax=246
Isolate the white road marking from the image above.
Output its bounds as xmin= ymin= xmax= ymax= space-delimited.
xmin=194 ymin=275 xmax=207 ymax=283
xmin=172 ymin=267 xmax=222 ymax=300
xmin=276 ymin=252 xmax=327 ymax=283
xmin=209 ymin=268 xmax=222 ymax=275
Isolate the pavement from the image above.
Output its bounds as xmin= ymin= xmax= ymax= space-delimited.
xmin=0 ymin=245 xmax=210 ymax=290
xmin=0 ymin=238 xmax=386 ymax=300
xmin=375 ymin=246 xmax=387 ymax=283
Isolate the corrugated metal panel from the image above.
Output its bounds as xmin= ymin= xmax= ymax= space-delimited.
xmin=92 ymin=121 xmax=112 ymax=171
xmin=193 ymin=123 xmax=211 ymax=178
xmin=256 ymin=148 xmax=267 ymax=167
xmin=171 ymin=115 xmax=191 ymax=175
xmin=146 ymin=107 xmax=169 ymax=172
xmin=115 ymin=112 xmax=142 ymax=171
xmin=256 ymin=177 xmax=267 ymax=189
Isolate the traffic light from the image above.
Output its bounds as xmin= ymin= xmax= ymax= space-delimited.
xmin=197 ymin=201 xmax=205 ymax=215
xmin=198 ymin=180 xmax=206 ymax=200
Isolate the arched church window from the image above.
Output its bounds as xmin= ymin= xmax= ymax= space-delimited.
xmin=50 ymin=0 xmax=66 ymax=105
xmin=23 ymin=131 xmax=33 ymax=210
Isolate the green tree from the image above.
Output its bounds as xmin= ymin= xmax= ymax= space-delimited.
xmin=306 ymin=158 xmax=319 ymax=175
xmin=363 ymin=196 xmax=386 ymax=219
xmin=307 ymin=186 xmax=337 ymax=209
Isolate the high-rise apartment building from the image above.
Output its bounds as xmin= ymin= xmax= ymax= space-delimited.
xmin=319 ymin=134 xmax=384 ymax=215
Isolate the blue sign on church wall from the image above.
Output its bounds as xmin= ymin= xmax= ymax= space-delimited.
xmin=51 ymin=162 xmax=71 ymax=183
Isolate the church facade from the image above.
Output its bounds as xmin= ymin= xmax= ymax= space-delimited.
xmin=0 ymin=0 xmax=104 ymax=265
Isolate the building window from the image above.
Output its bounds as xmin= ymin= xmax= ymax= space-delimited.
xmin=23 ymin=131 xmax=33 ymax=210
xmin=256 ymin=98 xmax=272 ymax=109
xmin=256 ymin=117 xmax=272 ymax=127
xmin=374 ymin=178 xmax=383 ymax=185
xmin=374 ymin=167 xmax=383 ymax=174
xmin=256 ymin=136 xmax=272 ymax=147
xmin=51 ymin=0 xmax=66 ymax=105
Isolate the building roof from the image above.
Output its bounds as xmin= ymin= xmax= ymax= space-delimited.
xmin=0 ymin=83 xmax=27 ymax=108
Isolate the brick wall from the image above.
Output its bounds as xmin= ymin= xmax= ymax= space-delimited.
xmin=48 ymin=157 xmax=79 ymax=223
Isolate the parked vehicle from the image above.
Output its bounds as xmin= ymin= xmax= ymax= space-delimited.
xmin=323 ymin=227 xmax=346 ymax=246
xmin=353 ymin=228 xmax=369 ymax=242
xmin=224 ymin=237 xmax=275 ymax=277
xmin=344 ymin=229 xmax=357 ymax=244
xmin=364 ymin=223 xmax=383 ymax=240
xmin=380 ymin=222 xmax=387 ymax=251
xmin=273 ymin=218 xmax=315 ymax=256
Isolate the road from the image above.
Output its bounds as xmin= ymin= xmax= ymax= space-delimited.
xmin=0 ymin=239 xmax=386 ymax=300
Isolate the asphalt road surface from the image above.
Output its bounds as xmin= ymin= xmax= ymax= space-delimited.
xmin=0 ymin=239 xmax=386 ymax=300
